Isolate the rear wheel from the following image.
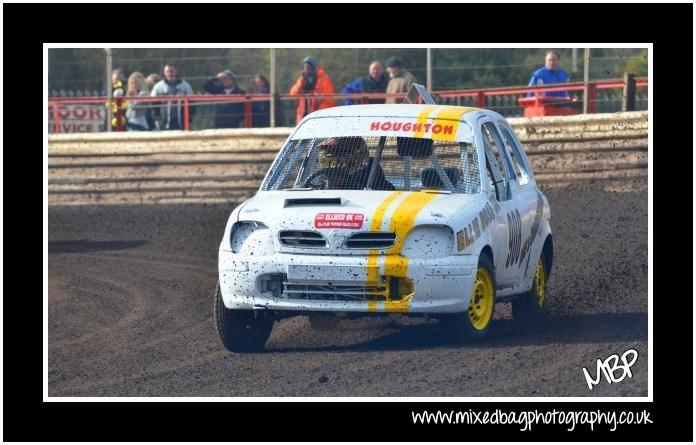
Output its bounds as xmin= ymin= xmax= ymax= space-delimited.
xmin=443 ymin=255 xmax=496 ymax=342
xmin=511 ymin=255 xmax=548 ymax=322
xmin=214 ymin=282 xmax=274 ymax=352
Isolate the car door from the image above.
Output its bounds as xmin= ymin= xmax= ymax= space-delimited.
xmin=477 ymin=117 xmax=521 ymax=290
xmin=496 ymin=120 xmax=545 ymax=286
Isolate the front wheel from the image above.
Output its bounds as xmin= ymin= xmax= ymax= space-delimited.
xmin=511 ymin=255 xmax=548 ymax=322
xmin=443 ymin=255 xmax=496 ymax=342
xmin=214 ymin=282 xmax=274 ymax=352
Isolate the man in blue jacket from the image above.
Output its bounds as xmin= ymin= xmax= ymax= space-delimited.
xmin=527 ymin=51 xmax=570 ymax=98
xmin=342 ymin=61 xmax=389 ymax=105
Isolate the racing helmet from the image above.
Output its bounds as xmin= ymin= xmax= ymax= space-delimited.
xmin=317 ymin=136 xmax=369 ymax=171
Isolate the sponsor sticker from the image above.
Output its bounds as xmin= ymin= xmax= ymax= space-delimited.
xmin=315 ymin=213 xmax=364 ymax=229
xmin=368 ymin=120 xmax=454 ymax=135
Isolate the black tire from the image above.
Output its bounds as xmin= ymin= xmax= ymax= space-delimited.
xmin=511 ymin=255 xmax=548 ymax=323
xmin=307 ymin=313 xmax=339 ymax=331
xmin=443 ymin=254 xmax=496 ymax=342
xmin=214 ymin=282 xmax=274 ymax=352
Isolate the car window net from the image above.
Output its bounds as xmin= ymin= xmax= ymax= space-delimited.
xmin=263 ymin=136 xmax=480 ymax=193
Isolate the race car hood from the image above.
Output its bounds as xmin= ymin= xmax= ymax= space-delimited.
xmin=237 ymin=190 xmax=479 ymax=254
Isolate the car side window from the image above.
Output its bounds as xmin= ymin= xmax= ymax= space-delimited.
xmin=497 ymin=122 xmax=530 ymax=185
xmin=481 ymin=137 xmax=497 ymax=184
xmin=480 ymin=122 xmax=512 ymax=201
xmin=482 ymin=122 xmax=515 ymax=180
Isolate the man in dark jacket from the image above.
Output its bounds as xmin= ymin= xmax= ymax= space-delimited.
xmin=342 ymin=61 xmax=389 ymax=105
xmin=203 ymin=70 xmax=247 ymax=128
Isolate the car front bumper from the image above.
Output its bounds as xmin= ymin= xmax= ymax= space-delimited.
xmin=218 ymin=250 xmax=479 ymax=314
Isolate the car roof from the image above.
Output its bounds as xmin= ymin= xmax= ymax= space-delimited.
xmin=293 ymin=104 xmax=497 ymax=142
xmin=306 ymin=104 xmax=488 ymax=122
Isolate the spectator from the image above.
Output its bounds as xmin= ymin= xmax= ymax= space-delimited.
xmin=251 ymin=74 xmax=281 ymax=128
xmin=527 ymin=50 xmax=570 ymax=98
xmin=144 ymin=74 xmax=161 ymax=130
xmin=112 ymin=68 xmax=127 ymax=96
xmin=104 ymin=68 xmax=128 ymax=131
xmin=124 ymin=71 xmax=150 ymax=131
xmin=385 ymin=57 xmax=416 ymax=104
xmin=111 ymin=68 xmax=127 ymax=131
xmin=289 ymin=56 xmax=335 ymax=124
xmin=145 ymin=73 xmax=161 ymax=91
xmin=303 ymin=137 xmax=394 ymax=191
xmin=202 ymin=70 xmax=247 ymax=129
xmin=150 ymin=64 xmax=194 ymax=130
xmin=342 ymin=60 xmax=389 ymax=105
xmin=101 ymin=68 xmax=126 ymax=97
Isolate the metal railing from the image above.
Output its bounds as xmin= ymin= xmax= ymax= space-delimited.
xmin=48 ymin=77 xmax=648 ymax=133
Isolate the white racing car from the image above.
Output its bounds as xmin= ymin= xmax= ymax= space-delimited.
xmin=215 ymin=86 xmax=553 ymax=352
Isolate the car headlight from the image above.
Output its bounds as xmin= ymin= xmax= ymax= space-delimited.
xmin=229 ymin=221 xmax=274 ymax=255
xmin=402 ymin=225 xmax=455 ymax=258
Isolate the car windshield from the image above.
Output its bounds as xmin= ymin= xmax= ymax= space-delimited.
xmin=262 ymin=135 xmax=481 ymax=193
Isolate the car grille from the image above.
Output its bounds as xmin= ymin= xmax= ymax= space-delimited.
xmin=344 ymin=232 xmax=396 ymax=249
xmin=278 ymin=230 xmax=327 ymax=247
xmin=282 ymin=281 xmax=388 ymax=302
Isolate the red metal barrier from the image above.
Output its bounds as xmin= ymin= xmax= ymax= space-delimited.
xmin=476 ymin=91 xmax=485 ymax=107
xmin=588 ymin=84 xmax=597 ymax=114
xmin=47 ymin=78 xmax=648 ymax=133
xmin=183 ymin=97 xmax=190 ymax=131
xmin=518 ymin=96 xmax=580 ymax=117
xmin=244 ymin=99 xmax=253 ymax=128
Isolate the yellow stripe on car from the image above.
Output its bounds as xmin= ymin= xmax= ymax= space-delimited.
xmin=385 ymin=192 xmax=439 ymax=277
xmin=366 ymin=191 xmax=436 ymax=312
xmin=431 ymin=107 xmax=475 ymax=142
xmin=383 ymin=293 xmax=414 ymax=313
xmin=365 ymin=192 xmax=439 ymax=313
xmin=412 ymin=106 xmax=438 ymax=138
xmin=366 ymin=191 xmax=403 ymax=285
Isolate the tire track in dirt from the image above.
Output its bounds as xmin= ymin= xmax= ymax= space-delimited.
xmin=48 ymin=181 xmax=648 ymax=396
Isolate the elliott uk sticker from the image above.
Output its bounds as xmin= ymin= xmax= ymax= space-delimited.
xmin=315 ymin=213 xmax=365 ymax=229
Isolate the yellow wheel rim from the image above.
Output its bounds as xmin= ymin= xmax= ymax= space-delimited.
xmin=468 ymin=267 xmax=494 ymax=330
xmin=534 ymin=258 xmax=546 ymax=308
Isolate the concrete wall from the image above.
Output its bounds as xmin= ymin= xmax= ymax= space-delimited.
xmin=48 ymin=112 xmax=647 ymax=205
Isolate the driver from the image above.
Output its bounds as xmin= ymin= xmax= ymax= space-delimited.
xmin=307 ymin=136 xmax=395 ymax=190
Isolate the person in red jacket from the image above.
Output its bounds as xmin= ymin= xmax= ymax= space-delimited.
xmin=288 ymin=56 xmax=335 ymax=124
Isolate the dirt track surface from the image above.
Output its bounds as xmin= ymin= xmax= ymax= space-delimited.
xmin=48 ymin=180 xmax=648 ymax=397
